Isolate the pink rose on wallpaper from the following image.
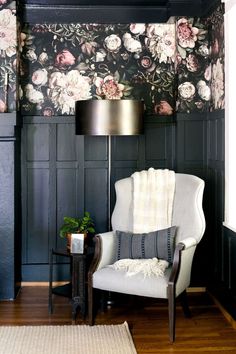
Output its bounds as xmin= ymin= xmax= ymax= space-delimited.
xmin=32 ymin=68 xmax=48 ymax=86
xmin=0 ymin=99 xmax=6 ymax=112
xmin=186 ymin=54 xmax=200 ymax=72
xmin=140 ymin=56 xmax=153 ymax=69
xmin=211 ymin=59 xmax=224 ymax=109
xmin=154 ymin=101 xmax=173 ymax=115
xmin=55 ymin=49 xmax=75 ymax=67
xmin=177 ymin=18 xmax=199 ymax=49
xmin=95 ymin=75 xmax=124 ymax=100
xmin=212 ymin=38 xmax=219 ymax=56
xmin=43 ymin=107 xmax=54 ymax=117
xmin=204 ymin=65 xmax=212 ymax=81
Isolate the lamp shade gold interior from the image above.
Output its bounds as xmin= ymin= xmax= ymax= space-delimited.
xmin=75 ymin=99 xmax=144 ymax=135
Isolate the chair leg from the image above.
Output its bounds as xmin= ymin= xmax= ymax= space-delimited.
xmin=88 ymin=280 xmax=94 ymax=326
xmin=179 ymin=290 xmax=191 ymax=318
xmin=167 ymin=283 xmax=176 ymax=343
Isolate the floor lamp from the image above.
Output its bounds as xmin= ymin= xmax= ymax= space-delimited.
xmin=75 ymin=99 xmax=144 ymax=230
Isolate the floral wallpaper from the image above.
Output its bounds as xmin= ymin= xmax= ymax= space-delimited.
xmin=0 ymin=0 xmax=17 ymax=113
xmin=20 ymin=23 xmax=176 ymax=117
xmin=0 ymin=3 xmax=222 ymax=117
xmin=176 ymin=4 xmax=224 ymax=113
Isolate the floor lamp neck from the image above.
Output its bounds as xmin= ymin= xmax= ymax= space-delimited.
xmin=108 ymin=135 xmax=112 ymax=231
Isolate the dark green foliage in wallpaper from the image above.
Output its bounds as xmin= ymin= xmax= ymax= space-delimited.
xmin=0 ymin=0 xmax=17 ymax=113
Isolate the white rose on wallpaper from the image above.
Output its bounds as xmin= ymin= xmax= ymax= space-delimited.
xmin=0 ymin=9 xmax=16 ymax=57
xmin=197 ymin=80 xmax=211 ymax=101
xmin=178 ymin=82 xmax=196 ymax=100
xmin=48 ymin=70 xmax=92 ymax=115
xmin=25 ymin=84 xmax=44 ymax=105
xmin=198 ymin=44 xmax=210 ymax=57
xmin=130 ymin=23 xmax=146 ymax=35
xmin=95 ymin=49 xmax=106 ymax=62
xmin=211 ymin=58 xmax=224 ymax=109
xmin=25 ymin=49 xmax=37 ymax=62
xmin=32 ymin=68 xmax=48 ymax=86
xmin=145 ymin=24 xmax=175 ymax=63
xmin=123 ymin=33 xmax=142 ymax=53
xmin=38 ymin=52 xmax=49 ymax=65
xmin=104 ymin=34 xmax=122 ymax=53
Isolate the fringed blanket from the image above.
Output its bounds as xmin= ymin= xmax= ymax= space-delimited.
xmin=110 ymin=258 xmax=169 ymax=278
xmin=131 ymin=168 xmax=175 ymax=233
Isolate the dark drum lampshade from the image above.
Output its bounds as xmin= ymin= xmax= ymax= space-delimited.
xmin=75 ymin=99 xmax=144 ymax=136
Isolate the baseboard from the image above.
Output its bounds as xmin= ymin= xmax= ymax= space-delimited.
xmin=21 ymin=281 xmax=68 ymax=287
xmin=187 ymin=287 xmax=206 ymax=293
xmin=21 ymin=283 xmax=206 ymax=293
xmin=209 ymin=291 xmax=236 ymax=330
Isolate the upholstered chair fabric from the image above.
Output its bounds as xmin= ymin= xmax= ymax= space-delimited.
xmin=88 ymin=173 xmax=205 ymax=343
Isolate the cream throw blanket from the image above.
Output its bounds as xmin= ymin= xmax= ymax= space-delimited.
xmin=131 ymin=168 xmax=176 ymax=233
xmin=110 ymin=258 xmax=169 ymax=278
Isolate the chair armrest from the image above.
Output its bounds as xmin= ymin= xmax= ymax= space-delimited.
xmin=179 ymin=237 xmax=197 ymax=249
xmin=88 ymin=231 xmax=118 ymax=276
xmin=168 ymin=238 xmax=197 ymax=296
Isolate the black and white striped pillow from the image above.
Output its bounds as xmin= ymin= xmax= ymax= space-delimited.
xmin=116 ymin=226 xmax=176 ymax=263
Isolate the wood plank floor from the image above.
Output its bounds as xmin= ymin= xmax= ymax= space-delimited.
xmin=0 ymin=287 xmax=236 ymax=353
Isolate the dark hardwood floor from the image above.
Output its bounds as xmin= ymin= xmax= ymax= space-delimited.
xmin=0 ymin=287 xmax=236 ymax=353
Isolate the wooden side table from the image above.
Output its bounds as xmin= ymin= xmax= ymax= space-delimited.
xmin=48 ymin=248 xmax=87 ymax=322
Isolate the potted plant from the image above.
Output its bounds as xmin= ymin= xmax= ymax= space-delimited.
xmin=59 ymin=211 xmax=95 ymax=251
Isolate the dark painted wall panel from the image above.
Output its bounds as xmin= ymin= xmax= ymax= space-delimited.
xmin=184 ymin=121 xmax=204 ymax=161
xmin=56 ymin=168 xmax=78 ymax=249
xmin=26 ymin=124 xmax=50 ymax=161
xmin=85 ymin=168 xmax=108 ymax=233
xmin=0 ymin=142 xmax=15 ymax=299
xmin=145 ymin=125 xmax=167 ymax=161
xmin=57 ymin=124 xmax=76 ymax=161
xmin=113 ymin=136 xmax=139 ymax=161
xmin=27 ymin=168 xmax=49 ymax=263
xmin=84 ymin=136 xmax=107 ymax=161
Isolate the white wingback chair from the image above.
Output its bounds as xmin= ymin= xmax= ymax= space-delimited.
xmin=88 ymin=173 xmax=205 ymax=342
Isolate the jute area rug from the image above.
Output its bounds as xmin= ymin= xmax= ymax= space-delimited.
xmin=0 ymin=322 xmax=137 ymax=354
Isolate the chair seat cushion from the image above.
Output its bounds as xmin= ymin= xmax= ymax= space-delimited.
xmin=93 ymin=266 xmax=172 ymax=299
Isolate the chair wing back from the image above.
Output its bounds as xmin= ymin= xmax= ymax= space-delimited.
xmin=111 ymin=173 xmax=205 ymax=244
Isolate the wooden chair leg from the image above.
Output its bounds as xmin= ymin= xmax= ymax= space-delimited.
xmin=167 ymin=283 xmax=176 ymax=343
xmin=179 ymin=290 xmax=191 ymax=318
xmin=88 ymin=279 xmax=94 ymax=326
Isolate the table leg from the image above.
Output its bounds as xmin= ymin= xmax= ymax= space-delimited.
xmin=71 ymin=255 xmax=86 ymax=321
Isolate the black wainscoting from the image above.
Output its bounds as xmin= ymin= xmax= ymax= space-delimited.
xmin=21 ymin=113 xmax=214 ymax=283
xmin=0 ymin=114 xmax=21 ymax=299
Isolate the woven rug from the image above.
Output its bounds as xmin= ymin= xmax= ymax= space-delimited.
xmin=0 ymin=322 xmax=137 ymax=354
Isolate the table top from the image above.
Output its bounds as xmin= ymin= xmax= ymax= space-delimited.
xmin=51 ymin=246 xmax=94 ymax=257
